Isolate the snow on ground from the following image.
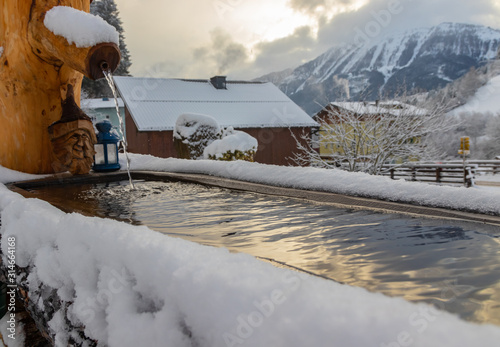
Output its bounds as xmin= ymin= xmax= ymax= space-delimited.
xmin=475 ymin=173 xmax=500 ymax=183
xmin=0 ymin=166 xmax=49 ymax=185
xmin=1 ymin=183 xmax=500 ymax=346
xmin=44 ymin=6 xmax=119 ymax=48
xmin=123 ymin=154 xmax=500 ymax=215
xmin=2 ymin=157 xmax=500 ymax=345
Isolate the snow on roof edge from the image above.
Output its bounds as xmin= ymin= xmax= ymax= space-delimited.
xmin=113 ymin=78 xmax=142 ymax=131
xmin=137 ymin=123 xmax=318 ymax=132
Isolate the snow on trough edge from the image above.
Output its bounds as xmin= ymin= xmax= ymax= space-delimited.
xmin=1 ymin=157 xmax=500 ymax=346
xmin=124 ymin=154 xmax=500 ymax=215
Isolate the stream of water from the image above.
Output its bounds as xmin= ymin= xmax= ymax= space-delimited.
xmin=29 ymin=179 xmax=500 ymax=326
xmin=103 ymin=70 xmax=135 ymax=189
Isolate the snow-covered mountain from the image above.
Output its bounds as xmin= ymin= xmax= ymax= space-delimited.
xmin=257 ymin=23 xmax=500 ymax=115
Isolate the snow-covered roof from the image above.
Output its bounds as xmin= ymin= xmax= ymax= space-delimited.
xmin=81 ymin=98 xmax=124 ymax=109
xmin=323 ymin=101 xmax=428 ymax=117
xmin=113 ymin=76 xmax=318 ymax=131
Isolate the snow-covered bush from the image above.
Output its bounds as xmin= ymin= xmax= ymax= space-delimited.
xmin=203 ymin=127 xmax=258 ymax=162
xmin=173 ymin=113 xmax=221 ymax=159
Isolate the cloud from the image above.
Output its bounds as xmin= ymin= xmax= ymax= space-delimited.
xmin=288 ymin=0 xmax=329 ymax=13
xmin=250 ymin=26 xmax=316 ymax=75
xmin=118 ymin=0 xmax=500 ymax=81
xmin=192 ymin=28 xmax=249 ymax=76
xmin=288 ymin=0 xmax=357 ymax=15
xmin=316 ymin=0 xmax=500 ymax=49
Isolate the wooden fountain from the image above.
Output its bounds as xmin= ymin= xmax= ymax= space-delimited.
xmin=0 ymin=0 xmax=120 ymax=174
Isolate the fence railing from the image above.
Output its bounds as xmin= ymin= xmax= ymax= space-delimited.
xmin=380 ymin=163 xmax=477 ymax=187
xmin=417 ymin=160 xmax=500 ymax=176
xmin=317 ymin=157 xmax=500 ymax=187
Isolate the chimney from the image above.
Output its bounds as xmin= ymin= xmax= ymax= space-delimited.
xmin=210 ymin=76 xmax=227 ymax=90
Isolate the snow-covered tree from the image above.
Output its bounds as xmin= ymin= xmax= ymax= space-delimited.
xmin=82 ymin=0 xmax=132 ymax=98
xmin=484 ymin=115 xmax=500 ymax=158
xmin=430 ymin=60 xmax=500 ymax=112
xmin=430 ymin=112 xmax=493 ymax=159
xmin=292 ymin=97 xmax=455 ymax=174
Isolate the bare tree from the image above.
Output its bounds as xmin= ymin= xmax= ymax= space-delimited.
xmin=292 ymin=96 xmax=455 ymax=174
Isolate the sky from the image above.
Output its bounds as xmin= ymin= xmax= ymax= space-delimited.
xmin=114 ymin=0 xmax=500 ymax=80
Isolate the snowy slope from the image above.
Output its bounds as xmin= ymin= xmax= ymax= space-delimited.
xmin=450 ymin=74 xmax=500 ymax=115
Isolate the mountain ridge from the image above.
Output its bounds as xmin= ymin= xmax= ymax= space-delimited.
xmin=256 ymin=22 xmax=500 ymax=115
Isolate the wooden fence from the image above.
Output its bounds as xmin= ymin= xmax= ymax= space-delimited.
xmin=418 ymin=160 xmax=500 ymax=175
xmin=380 ymin=163 xmax=477 ymax=187
xmin=318 ymin=157 xmax=500 ymax=187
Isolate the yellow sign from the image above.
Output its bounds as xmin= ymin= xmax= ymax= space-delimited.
xmin=459 ymin=136 xmax=470 ymax=155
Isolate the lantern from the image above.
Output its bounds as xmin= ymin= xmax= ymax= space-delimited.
xmin=93 ymin=120 xmax=121 ymax=172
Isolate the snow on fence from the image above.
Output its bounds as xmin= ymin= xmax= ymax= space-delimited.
xmin=380 ymin=160 xmax=500 ymax=187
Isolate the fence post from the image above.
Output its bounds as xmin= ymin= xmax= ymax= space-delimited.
xmin=390 ymin=168 xmax=395 ymax=180
xmin=464 ymin=166 xmax=467 ymax=187
xmin=436 ymin=167 xmax=442 ymax=183
xmin=464 ymin=166 xmax=475 ymax=188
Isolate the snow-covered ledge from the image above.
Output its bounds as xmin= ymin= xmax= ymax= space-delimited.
xmin=1 ymin=159 xmax=500 ymax=346
xmin=2 ymin=183 xmax=500 ymax=346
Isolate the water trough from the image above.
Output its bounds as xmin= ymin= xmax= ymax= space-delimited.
xmin=7 ymin=170 xmax=500 ymax=337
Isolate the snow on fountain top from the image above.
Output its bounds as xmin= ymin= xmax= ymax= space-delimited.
xmin=44 ymin=6 xmax=119 ymax=48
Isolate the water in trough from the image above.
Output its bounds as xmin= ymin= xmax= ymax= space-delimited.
xmin=29 ymin=179 xmax=500 ymax=326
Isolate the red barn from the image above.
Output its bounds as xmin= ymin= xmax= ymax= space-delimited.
xmin=114 ymin=76 xmax=318 ymax=166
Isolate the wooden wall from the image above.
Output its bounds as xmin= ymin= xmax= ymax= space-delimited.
xmin=239 ymin=127 xmax=309 ymax=166
xmin=125 ymin=109 xmax=311 ymax=166
xmin=125 ymin=109 xmax=176 ymax=159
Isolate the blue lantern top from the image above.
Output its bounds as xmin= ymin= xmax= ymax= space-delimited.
xmin=96 ymin=120 xmax=120 ymax=143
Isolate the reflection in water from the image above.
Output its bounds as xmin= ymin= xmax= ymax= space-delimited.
xmin=30 ymin=180 xmax=500 ymax=326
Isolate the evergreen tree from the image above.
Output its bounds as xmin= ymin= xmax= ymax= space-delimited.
xmin=82 ymin=0 xmax=132 ymax=98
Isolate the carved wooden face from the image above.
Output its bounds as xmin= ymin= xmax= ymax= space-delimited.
xmin=51 ymin=128 xmax=96 ymax=175
xmin=67 ymin=129 xmax=93 ymax=159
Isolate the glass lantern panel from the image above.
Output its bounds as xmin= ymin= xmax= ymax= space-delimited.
xmin=94 ymin=144 xmax=106 ymax=165
xmin=107 ymin=143 xmax=118 ymax=164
